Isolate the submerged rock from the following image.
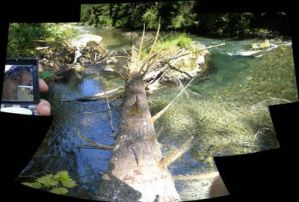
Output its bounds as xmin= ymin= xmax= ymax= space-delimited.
xmin=227 ymin=39 xmax=279 ymax=57
xmin=71 ymin=34 xmax=103 ymax=48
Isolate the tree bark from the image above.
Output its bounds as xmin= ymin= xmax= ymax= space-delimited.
xmin=98 ymin=71 xmax=180 ymax=202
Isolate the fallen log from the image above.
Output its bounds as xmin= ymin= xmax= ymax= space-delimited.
xmin=98 ymin=71 xmax=181 ymax=202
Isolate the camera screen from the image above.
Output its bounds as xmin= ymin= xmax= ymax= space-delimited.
xmin=2 ymin=65 xmax=35 ymax=102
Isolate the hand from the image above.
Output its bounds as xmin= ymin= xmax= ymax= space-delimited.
xmin=36 ymin=79 xmax=51 ymax=116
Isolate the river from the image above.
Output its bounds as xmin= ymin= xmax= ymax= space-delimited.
xmin=17 ymin=27 xmax=298 ymax=200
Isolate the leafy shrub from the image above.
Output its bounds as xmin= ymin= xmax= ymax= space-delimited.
xmin=21 ymin=170 xmax=77 ymax=195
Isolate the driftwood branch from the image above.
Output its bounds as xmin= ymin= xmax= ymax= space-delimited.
xmin=143 ymin=43 xmax=224 ymax=82
xmin=140 ymin=52 xmax=158 ymax=76
xmin=61 ymin=86 xmax=124 ymax=102
xmin=173 ymin=171 xmax=219 ymax=181
xmin=145 ymin=66 xmax=170 ymax=88
xmin=18 ymin=171 xmax=52 ymax=179
xmin=138 ymin=23 xmax=146 ymax=60
xmin=77 ymin=131 xmax=114 ymax=150
xmin=102 ymin=84 xmax=116 ymax=134
xmin=160 ymin=136 xmax=194 ymax=167
xmin=151 ymin=77 xmax=195 ymax=122
xmin=167 ymin=43 xmax=225 ymax=63
xmin=148 ymin=18 xmax=161 ymax=56
xmin=167 ymin=62 xmax=193 ymax=78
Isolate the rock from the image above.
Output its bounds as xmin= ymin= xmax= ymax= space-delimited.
xmin=77 ymin=41 xmax=108 ymax=65
xmin=71 ymin=34 xmax=103 ymax=48
xmin=197 ymin=54 xmax=205 ymax=65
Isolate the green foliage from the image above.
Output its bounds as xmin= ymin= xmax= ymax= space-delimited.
xmin=154 ymin=33 xmax=192 ymax=52
xmin=36 ymin=174 xmax=59 ymax=187
xmin=7 ymin=23 xmax=48 ymax=57
xmin=169 ymin=1 xmax=197 ymax=30
xmin=53 ymin=171 xmax=77 ymax=188
xmin=21 ymin=170 xmax=77 ymax=196
xmin=22 ymin=182 xmax=42 ymax=189
xmin=260 ymin=39 xmax=270 ymax=49
xmin=251 ymin=39 xmax=270 ymax=50
xmin=142 ymin=6 xmax=159 ymax=29
xmin=50 ymin=187 xmax=69 ymax=195
xmin=40 ymin=70 xmax=56 ymax=80
xmin=7 ymin=23 xmax=77 ymax=58
xmin=176 ymin=34 xmax=193 ymax=48
xmin=81 ymin=3 xmax=289 ymax=37
xmin=43 ymin=23 xmax=78 ymax=42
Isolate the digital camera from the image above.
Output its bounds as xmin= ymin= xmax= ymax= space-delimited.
xmin=1 ymin=58 xmax=39 ymax=115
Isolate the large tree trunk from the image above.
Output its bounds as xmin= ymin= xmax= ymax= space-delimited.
xmin=98 ymin=71 xmax=180 ymax=202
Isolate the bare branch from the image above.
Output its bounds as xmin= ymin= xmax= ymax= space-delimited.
xmin=145 ymin=66 xmax=170 ymax=87
xmin=138 ymin=23 xmax=146 ymax=61
xmin=61 ymin=86 xmax=124 ymax=102
xmin=167 ymin=62 xmax=193 ymax=78
xmin=148 ymin=17 xmax=161 ymax=56
xmin=139 ymin=52 xmax=158 ymax=76
xmin=166 ymin=43 xmax=225 ymax=63
xmin=77 ymin=131 xmax=114 ymax=150
xmin=152 ymin=77 xmax=195 ymax=122
xmin=160 ymin=136 xmax=194 ymax=167
xmin=141 ymin=53 xmax=159 ymax=77
xmin=78 ymin=144 xmax=113 ymax=150
xmin=102 ymin=81 xmax=116 ymax=135
xmin=18 ymin=171 xmax=52 ymax=179
xmin=173 ymin=172 xmax=219 ymax=181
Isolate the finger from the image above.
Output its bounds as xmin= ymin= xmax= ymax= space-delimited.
xmin=39 ymin=79 xmax=49 ymax=93
xmin=36 ymin=99 xmax=51 ymax=116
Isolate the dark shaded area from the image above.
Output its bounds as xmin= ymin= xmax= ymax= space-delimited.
xmin=0 ymin=21 xmax=9 ymax=99
xmin=81 ymin=2 xmax=290 ymax=38
xmin=0 ymin=0 xmax=81 ymax=22
xmin=1 ymin=113 xmax=52 ymax=178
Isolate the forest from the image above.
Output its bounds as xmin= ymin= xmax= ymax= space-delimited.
xmin=80 ymin=1 xmax=289 ymax=37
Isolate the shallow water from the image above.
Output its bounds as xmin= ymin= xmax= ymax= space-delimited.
xmin=18 ymin=27 xmax=298 ymax=200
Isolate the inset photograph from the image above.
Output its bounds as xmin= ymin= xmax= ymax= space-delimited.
xmin=1 ymin=60 xmax=39 ymax=115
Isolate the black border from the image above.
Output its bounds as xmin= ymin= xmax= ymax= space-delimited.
xmin=1 ymin=1 xmax=298 ymax=202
